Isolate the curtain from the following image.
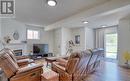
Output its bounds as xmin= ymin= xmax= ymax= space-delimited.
xmin=95 ymin=28 xmax=105 ymax=48
xmin=94 ymin=26 xmax=117 ymax=49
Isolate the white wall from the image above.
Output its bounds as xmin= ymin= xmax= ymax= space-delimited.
xmin=71 ymin=27 xmax=86 ymax=51
xmin=61 ymin=27 xmax=72 ymax=55
xmin=26 ymin=25 xmax=54 ymax=53
xmin=0 ymin=18 xmax=2 ymax=50
xmin=1 ymin=19 xmax=26 ymax=43
xmin=1 ymin=18 xmax=54 ymax=54
xmin=0 ymin=19 xmax=1 ymax=38
xmin=53 ymin=28 xmax=62 ymax=56
xmin=85 ymin=27 xmax=94 ymax=49
xmin=71 ymin=27 xmax=94 ymax=51
xmin=53 ymin=27 xmax=94 ymax=55
xmin=1 ymin=18 xmax=27 ymax=53
xmin=0 ymin=18 xmax=94 ymax=56
xmin=118 ymin=17 xmax=130 ymax=66
xmin=53 ymin=27 xmax=73 ymax=56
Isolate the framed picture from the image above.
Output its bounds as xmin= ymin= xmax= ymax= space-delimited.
xmin=75 ymin=35 xmax=80 ymax=44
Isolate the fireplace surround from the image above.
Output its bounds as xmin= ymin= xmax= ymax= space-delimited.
xmin=13 ymin=49 xmax=22 ymax=56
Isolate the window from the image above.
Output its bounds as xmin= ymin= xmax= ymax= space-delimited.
xmin=105 ymin=33 xmax=118 ymax=59
xmin=27 ymin=29 xmax=40 ymax=39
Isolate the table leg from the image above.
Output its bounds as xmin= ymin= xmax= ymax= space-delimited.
xmin=46 ymin=62 xmax=49 ymax=67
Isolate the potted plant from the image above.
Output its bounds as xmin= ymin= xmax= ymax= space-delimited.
xmin=123 ymin=51 xmax=130 ymax=68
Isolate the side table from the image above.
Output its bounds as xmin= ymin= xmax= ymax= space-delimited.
xmin=41 ymin=68 xmax=59 ymax=81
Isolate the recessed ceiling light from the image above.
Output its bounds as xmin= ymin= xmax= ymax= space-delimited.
xmin=83 ymin=21 xmax=89 ymax=24
xmin=47 ymin=0 xmax=57 ymax=7
xmin=101 ymin=25 xmax=107 ymax=27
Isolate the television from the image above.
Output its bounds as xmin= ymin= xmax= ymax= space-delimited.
xmin=33 ymin=44 xmax=49 ymax=54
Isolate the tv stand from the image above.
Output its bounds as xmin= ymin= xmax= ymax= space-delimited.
xmin=30 ymin=53 xmax=53 ymax=60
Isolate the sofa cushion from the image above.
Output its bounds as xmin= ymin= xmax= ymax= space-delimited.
xmin=3 ymin=48 xmax=17 ymax=63
xmin=65 ymin=52 xmax=80 ymax=74
xmin=0 ymin=52 xmax=19 ymax=78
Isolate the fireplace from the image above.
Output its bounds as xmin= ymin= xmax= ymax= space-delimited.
xmin=13 ymin=49 xmax=22 ymax=56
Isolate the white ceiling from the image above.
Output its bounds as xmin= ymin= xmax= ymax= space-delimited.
xmin=44 ymin=0 xmax=130 ymax=30
xmin=87 ymin=6 xmax=130 ymax=28
xmin=15 ymin=0 xmax=109 ymax=26
xmin=14 ymin=0 xmax=130 ymax=29
xmin=65 ymin=5 xmax=130 ymax=29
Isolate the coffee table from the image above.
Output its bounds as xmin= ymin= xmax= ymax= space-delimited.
xmin=45 ymin=57 xmax=57 ymax=66
xmin=45 ymin=56 xmax=69 ymax=67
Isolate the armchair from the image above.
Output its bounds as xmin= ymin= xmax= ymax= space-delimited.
xmin=52 ymin=49 xmax=104 ymax=81
xmin=3 ymin=48 xmax=34 ymax=67
xmin=87 ymin=48 xmax=104 ymax=73
xmin=0 ymin=51 xmax=43 ymax=81
xmin=52 ymin=52 xmax=87 ymax=81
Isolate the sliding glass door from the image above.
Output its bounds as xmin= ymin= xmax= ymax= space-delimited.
xmin=105 ymin=33 xmax=118 ymax=59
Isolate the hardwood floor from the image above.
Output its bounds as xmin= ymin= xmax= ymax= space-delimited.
xmin=84 ymin=62 xmax=130 ymax=81
xmin=1 ymin=58 xmax=129 ymax=81
xmin=35 ymin=59 xmax=130 ymax=81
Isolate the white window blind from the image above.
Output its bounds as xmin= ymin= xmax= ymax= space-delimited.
xmin=27 ymin=29 xmax=40 ymax=39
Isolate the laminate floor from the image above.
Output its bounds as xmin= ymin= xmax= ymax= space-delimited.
xmin=2 ymin=58 xmax=129 ymax=81
xmin=84 ymin=62 xmax=130 ymax=81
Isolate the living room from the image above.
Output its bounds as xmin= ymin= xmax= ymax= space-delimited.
xmin=0 ymin=0 xmax=130 ymax=81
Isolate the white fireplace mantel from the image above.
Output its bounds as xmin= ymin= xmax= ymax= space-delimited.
xmin=4 ymin=43 xmax=27 ymax=55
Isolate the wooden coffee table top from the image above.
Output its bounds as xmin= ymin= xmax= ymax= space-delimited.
xmin=45 ymin=56 xmax=69 ymax=61
xmin=45 ymin=57 xmax=57 ymax=61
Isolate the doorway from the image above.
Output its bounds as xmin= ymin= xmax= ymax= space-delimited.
xmin=105 ymin=33 xmax=118 ymax=60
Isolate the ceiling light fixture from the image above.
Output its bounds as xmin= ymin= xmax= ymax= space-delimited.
xmin=101 ymin=25 xmax=107 ymax=27
xmin=47 ymin=0 xmax=57 ymax=7
xmin=83 ymin=21 xmax=88 ymax=24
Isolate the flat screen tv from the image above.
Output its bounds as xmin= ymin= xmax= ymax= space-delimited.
xmin=33 ymin=44 xmax=49 ymax=54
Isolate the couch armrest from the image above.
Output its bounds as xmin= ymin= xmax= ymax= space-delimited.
xmin=56 ymin=58 xmax=68 ymax=67
xmin=10 ymin=63 xmax=43 ymax=81
xmin=56 ymin=58 xmax=68 ymax=63
xmin=16 ymin=63 xmax=43 ymax=74
xmin=16 ymin=56 xmax=29 ymax=60
xmin=17 ymin=59 xmax=34 ymax=67
xmin=52 ymin=62 xmax=66 ymax=73
xmin=52 ymin=62 xmax=72 ymax=81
